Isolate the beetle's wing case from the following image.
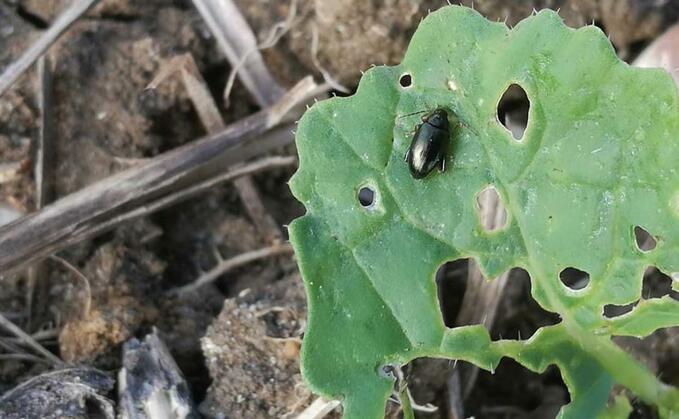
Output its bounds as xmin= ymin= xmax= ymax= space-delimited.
xmin=412 ymin=133 xmax=437 ymax=174
xmin=403 ymin=144 xmax=412 ymax=162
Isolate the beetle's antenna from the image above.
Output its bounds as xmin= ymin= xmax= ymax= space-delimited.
xmin=397 ymin=110 xmax=429 ymax=119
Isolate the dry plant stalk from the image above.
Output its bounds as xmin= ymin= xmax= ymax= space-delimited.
xmin=0 ymin=312 xmax=63 ymax=366
xmin=293 ymin=397 xmax=341 ymax=419
xmin=26 ymin=55 xmax=57 ymax=329
xmin=174 ymin=242 xmax=294 ymax=294
xmin=191 ymin=0 xmax=285 ymax=106
xmin=0 ymin=77 xmax=322 ymax=276
xmin=0 ymin=0 xmax=102 ymax=97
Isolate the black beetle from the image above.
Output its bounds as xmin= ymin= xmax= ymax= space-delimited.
xmin=403 ymin=108 xmax=450 ymax=179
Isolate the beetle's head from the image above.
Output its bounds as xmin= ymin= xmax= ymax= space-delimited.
xmin=425 ymin=109 xmax=448 ymax=129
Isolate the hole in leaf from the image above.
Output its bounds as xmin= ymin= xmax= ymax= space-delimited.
xmin=559 ymin=267 xmax=590 ymax=291
xmin=655 ymin=327 xmax=679 ymax=388
xmin=436 ymin=262 xmax=559 ymax=339
xmin=401 ymin=358 xmax=567 ymax=418
xmin=435 ymin=259 xmax=470 ymax=328
xmin=466 ymin=359 xmax=567 ymax=417
xmin=392 ymin=358 xmax=443 ymax=416
xmin=614 ymin=326 xmax=679 ymax=403
xmin=497 ymin=83 xmax=530 ymax=141
xmin=603 ymin=301 xmax=638 ymax=318
xmin=399 ymin=73 xmax=412 ymax=88
xmin=476 ymin=186 xmax=508 ymax=232
xmin=642 ymin=267 xmax=679 ymax=300
xmin=606 ymin=267 xmax=679 ymax=319
xmin=490 ymin=268 xmax=560 ymax=341
xmin=630 ymin=399 xmax=660 ymax=418
xmin=634 ymin=226 xmax=657 ymax=252
xmin=383 ymin=360 xmax=440 ymax=417
xmin=357 ymin=186 xmax=376 ymax=208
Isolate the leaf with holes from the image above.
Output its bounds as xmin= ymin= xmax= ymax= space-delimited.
xmin=289 ymin=6 xmax=679 ymax=418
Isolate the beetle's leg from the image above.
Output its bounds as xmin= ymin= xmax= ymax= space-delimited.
xmin=459 ymin=121 xmax=479 ymax=136
xmin=404 ymin=147 xmax=412 ymax=162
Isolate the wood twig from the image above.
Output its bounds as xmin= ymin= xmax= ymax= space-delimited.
xmin=0 ymin=336 xmax=31 ymax=357
xmin=173 ymin=243 xmax=293 ymax=294
xmin=4 ymin=328 xmax=59 ymax=343
xmin=49 ymin=255 xmax=92 ymax=318
xmin=191 ymin=0 xmax=285 ymax=107
xmin=34 ymin=56 xmax=57 ymax=209
xmin=131 ymin=154 xmax=296 ymax=221
xmin=232 ymin=174 xmax=283 ymax=243
xmin=0 ymin=353 xmax=51 ymax=364
xmin=293 ymin=397 xmax=341 ymax=419
xmin=0 ymin=312 xmax=63 ymax=366
xmin=310 ymin=24 xmax=350 ymax=94
xmin=79 ymin=153 xmax=297 ymax=248
xmin=0 ymin=76 xmax=321 ymax=276
xmin=27 ymin=55 xmax=57 ymax=330
xmin=0 ymin=0 xmax=101 ymax=97
xmin=220 ymin=0 xmax=298 ymax=106
xmin=446 ymin=368 xmax=465 ymax=419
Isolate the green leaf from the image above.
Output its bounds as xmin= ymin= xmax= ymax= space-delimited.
xmin=289 ymin=5 xmax=679 ymax=418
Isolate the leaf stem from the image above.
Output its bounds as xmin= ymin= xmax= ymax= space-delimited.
xmin=567 ymin=321 xmax=679 ymax=410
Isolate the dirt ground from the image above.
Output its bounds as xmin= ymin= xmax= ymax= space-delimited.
xmin=1 ymin=0 xmax=679 ymax=418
